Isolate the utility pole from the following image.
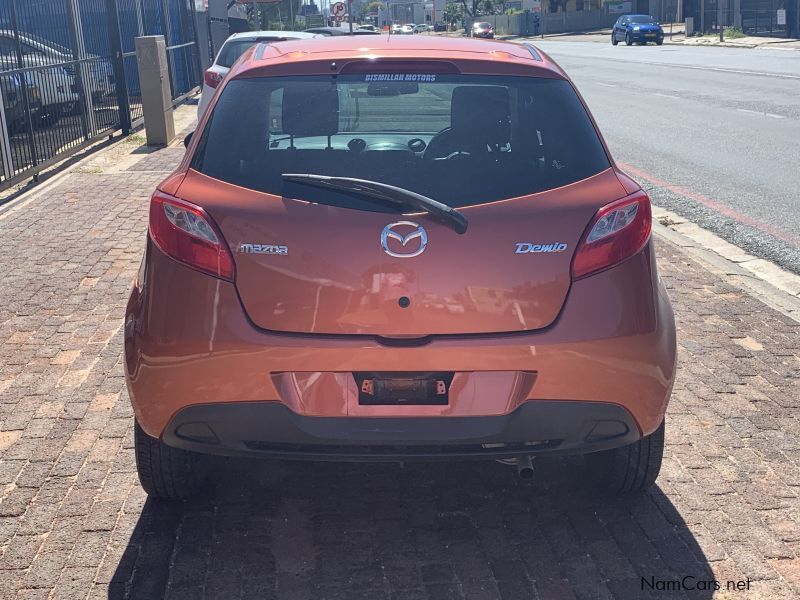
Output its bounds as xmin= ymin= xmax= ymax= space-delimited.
xmin=348 ymin=0 xmax=353 ymax=32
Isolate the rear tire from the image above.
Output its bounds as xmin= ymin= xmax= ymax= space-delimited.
xmin=611 ymin=34 xmax=619 ymax=45
xmin=134 ymin=420 xmax=206 ymax=500
xmin=586 ymin=419 xmax=664 ymax=495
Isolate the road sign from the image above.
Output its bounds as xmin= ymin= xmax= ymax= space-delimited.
xmin=777 ymin=9 xmax=786 ymax=25
xmin=331 ymin=2 xmax=346 ymax=17
xmin=306 ymin=14 xmax=324 ymax=27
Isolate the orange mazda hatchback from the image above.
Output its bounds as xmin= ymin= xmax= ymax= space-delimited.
xmin=125 ymin=36 xmax=676 ymax=499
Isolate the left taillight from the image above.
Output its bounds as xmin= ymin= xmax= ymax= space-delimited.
xmin=204 ymin=69 xmax=223 ymax=89
xmin=149 ymin=191 xmax=235 ymax=281
xmin=571 ymin=190 xmax=652 ymax=280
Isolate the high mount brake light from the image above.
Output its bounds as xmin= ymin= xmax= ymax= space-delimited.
xmin=204 ymin=69 xmax=223 ymax=89
xmin=149 ymin=191 xmax=235 ymax=281
xmin=571 ymin=191 xmax=652 ymax=280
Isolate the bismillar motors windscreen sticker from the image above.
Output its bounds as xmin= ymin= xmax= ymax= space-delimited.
xmin=364 ymin=73 xmax=437 ymax=82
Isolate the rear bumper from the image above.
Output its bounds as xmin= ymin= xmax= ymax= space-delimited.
xmin=164 ymin=400 xmax=640 ymax=460
xmin=125 ymin=239 xmax=676 ymax=445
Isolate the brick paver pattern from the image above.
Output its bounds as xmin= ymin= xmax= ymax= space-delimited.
xmin=0 ymin=126 xmax=799 ymax=600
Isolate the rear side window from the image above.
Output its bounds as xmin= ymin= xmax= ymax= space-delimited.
xmin=192 ymin=74 xmax=610 ymax=209
xmin=216 ymin=38 xmax=286 ymax=68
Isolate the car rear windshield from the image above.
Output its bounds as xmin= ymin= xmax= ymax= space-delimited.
xmin=191 ymin=73 xmax=610 ymax=210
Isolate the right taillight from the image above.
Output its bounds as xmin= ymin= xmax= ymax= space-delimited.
xmin=149 ymin=191 xmax=234 ymax=281
xmin=204 ymin=69 xmax=223 ymax=89
xmin=571 ymin=190 xmax=652 ymax=280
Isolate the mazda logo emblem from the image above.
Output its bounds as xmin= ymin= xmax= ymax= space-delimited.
xmin=380 ymin=221 xmax=428 ymax=258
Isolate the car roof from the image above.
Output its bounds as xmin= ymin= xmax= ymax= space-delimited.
xmin=226 ymin=30 xmax=319 ymax=41
xmin=232 ymin=35 xmax=564 ymax=77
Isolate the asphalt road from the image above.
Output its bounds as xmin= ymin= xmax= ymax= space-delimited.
xmin=536 ymin=40 xmax=800 ymax=274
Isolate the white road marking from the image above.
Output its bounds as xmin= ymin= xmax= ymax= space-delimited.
xmin=737 ymin=108 xmax=785 ymax=119
xmin=595 ymin=82 xmax=617 ymax=87
xmin=652 ymin=92 xmax=679 ymax=99
xmin=638 ymin=62 xmax=800 ymax=80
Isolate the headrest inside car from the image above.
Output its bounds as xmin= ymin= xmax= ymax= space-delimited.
xmin=450 ymin=85 xmax=510 ymax=144
xmin=281 ymin=82 xmax=339 ymax=137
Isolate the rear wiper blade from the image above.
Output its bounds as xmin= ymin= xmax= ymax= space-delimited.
xmin=282 ymin=173 xmax=468 ymax=235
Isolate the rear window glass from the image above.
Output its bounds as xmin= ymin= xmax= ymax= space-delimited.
xmin=192 ymin=74 xmax=610 ymax=209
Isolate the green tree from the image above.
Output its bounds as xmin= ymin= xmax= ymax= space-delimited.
xmin=476 ymin=0 xmax=499 ymax=15
xmin=443 ymin=2 xmax=464 ymax=27
xmin=250 ymin=0 xmax=305 ymax=30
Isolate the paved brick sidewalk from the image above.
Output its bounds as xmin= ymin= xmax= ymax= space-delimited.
xmin=0 ymin=111 xmax=799 ymax=600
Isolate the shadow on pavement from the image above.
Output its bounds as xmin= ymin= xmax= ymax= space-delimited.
xmin=110 ymin=456 xmax=714 ymax=600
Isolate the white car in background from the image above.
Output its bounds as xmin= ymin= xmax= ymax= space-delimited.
xmin=0 ymin=31 xmax=112 ymax=104
xmin=197 ymin=31 xmax=320 ymax=119
xmin=0 ymin=31 xmax=81 ymax=124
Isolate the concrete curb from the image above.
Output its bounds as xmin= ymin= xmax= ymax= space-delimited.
xmin=652 ymin=205 xmax=800 ymax=323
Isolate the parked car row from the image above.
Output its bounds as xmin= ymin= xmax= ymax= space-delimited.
xmin=304 ymin=26 xmax=379 ymax=36
xmin=0 ymin=30 xmax=115 ymax=131
xmin=390 ymin=23 xmax=434 ymax=34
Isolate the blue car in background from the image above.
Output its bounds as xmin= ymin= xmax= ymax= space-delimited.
xmin=612 ymin=15 xmax=664 ymax=46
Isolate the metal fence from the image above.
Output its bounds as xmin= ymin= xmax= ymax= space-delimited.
xmin=688 ymin=0 xmax=793 ymax=36
xmin=0 ymin=0 xmax=202 ymax=192
xmin=477 ymin=9 xmax=623 ymax=37
xmin=739 ymin=0 xmax=790 ymax=36
xmin=477 ymin=2 xmax=682 ymax=36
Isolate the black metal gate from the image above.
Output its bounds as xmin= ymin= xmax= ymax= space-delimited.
xmin=740 ymin=0 xmax=790 ymax=36
xmin=0 ymin=0 xmax=202 ymax=192
xmin=686 ymin=0 xmax=793 ymax=35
